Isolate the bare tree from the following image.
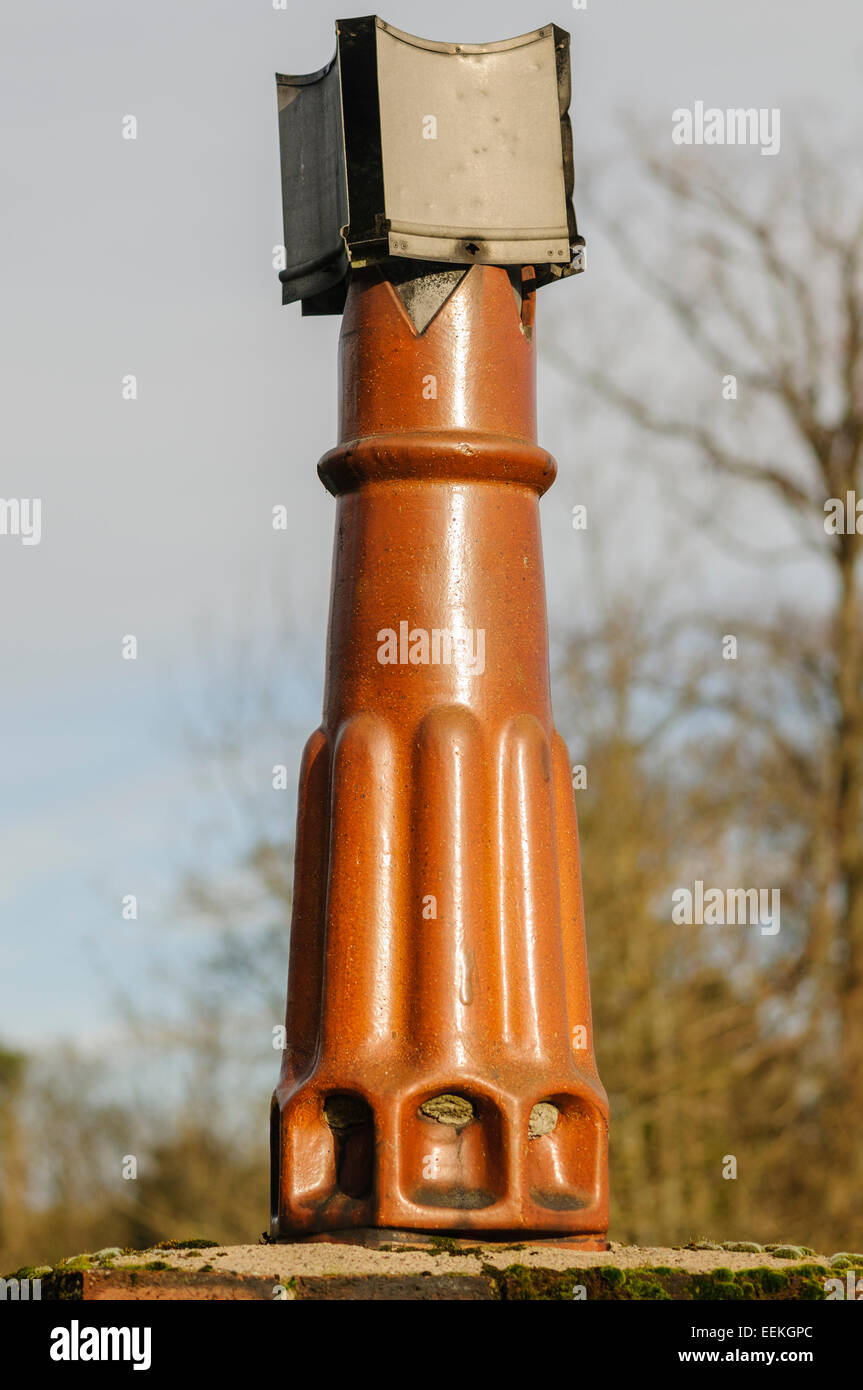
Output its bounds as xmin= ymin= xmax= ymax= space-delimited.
xmin=551 ymin=132 xmax=863 ymax=1240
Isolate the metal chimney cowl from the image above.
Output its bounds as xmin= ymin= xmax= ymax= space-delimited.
xmin=271 ymin=16 xmax=608 ymax=1247
xmin=276 ymin=16 xmax=584 ymax=312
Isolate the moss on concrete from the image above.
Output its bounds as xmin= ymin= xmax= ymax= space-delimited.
xmin=427 ymin=1236 xmax=485 ymax=1257
xmin=829 ymin=1251 xmax=863 ymax=1270
xmin=497 ymin=1261 xmax=831 ymax=1301
xmin=54 ymin=1254 xmax=93 ymax=1273
xmin=1 ymin=1264 xmax=52 ymax=1282
xmin=153 ymin=1237 xmax=219 ymax=1251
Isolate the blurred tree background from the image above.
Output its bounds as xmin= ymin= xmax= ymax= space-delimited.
xmin=2 ymin=137 xmax=862 ymax=1270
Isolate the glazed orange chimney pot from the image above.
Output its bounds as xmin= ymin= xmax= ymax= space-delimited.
xmin=271 ymin=18 xmax=608 ymax=1245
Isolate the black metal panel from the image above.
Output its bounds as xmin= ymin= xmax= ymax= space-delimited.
xmin=552 ymin=24 xmax=581 ymax=257
xmin=335 ymin=16 xmax=387 ymax=261
xmin=276 ymin=57 xmax=349 ymax=306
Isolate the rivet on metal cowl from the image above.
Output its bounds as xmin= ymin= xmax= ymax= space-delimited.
xmin=270 ymin=15 xmax=608 ymax=1247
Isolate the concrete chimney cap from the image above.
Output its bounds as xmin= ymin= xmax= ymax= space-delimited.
xmin=276 ymin=16 xmax=583 ymax=314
